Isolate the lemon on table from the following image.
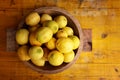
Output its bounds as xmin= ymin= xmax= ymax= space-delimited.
xmin=56 ymin=38 xmax=74 ymax=53
xmin=29 ymin=46 xmax=44 ymax=60
xmin=63 ymin=51 xmax=75 ymax=63
xmin=16 ymin=29 xmax=29 ymax=45
xmin=48 ymin=50 xmax=64 ymax=66
xmin=17 ymin=45 xmax=30 ymax=61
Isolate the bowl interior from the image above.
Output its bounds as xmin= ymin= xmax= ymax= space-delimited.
xmin=19 ymin=7 xmax=83 ymax=74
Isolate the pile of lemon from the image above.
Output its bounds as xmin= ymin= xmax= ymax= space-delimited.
xmin=16 ymin=12 xmax=80 ymax=66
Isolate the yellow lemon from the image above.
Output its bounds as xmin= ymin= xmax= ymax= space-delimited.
xmin=56 ymin=38 xmax=74 ymax=53
xmin=28 ymin=24 xmax=40 ymax=32
xmin=69 ymin=36 xmax=80 ymax=50
xmin=62 ymin=27 xmax=73 ymax=36
xmin=29 ymin=46 xmax=44 ymax=60
xmin=41 ymin=14 xmax=52 ymax=23
xmin=56 ymin=30 xmax=68 ymax=38
xmin=42 ymin=47 xmax=50 ymax=61
xmin=54 ymin=15 xmax=67 ymax=28
xmin=48 ymin=50 xmax=64 ymax=66
xmin=16 ymin=29 xmax=29 ymax=45
xmin=17 ymin=45 xmax=30 ymax=61
xmin=45 ymin=37 xmax=56 ymax=50
xmin=43 ymin=20 xmax=59 ymax=34
xmin=29 ymin=32 xmax=42 ymax=46
xmin=25 ymin=12 xmax=40 ymax=26
xmin=31 ymin=57 xmax=45 ymax=66
xmin=36 ymin=27 xmax=53 ymax=43
xmin=63 ymin=51 xmax=75 ymax=63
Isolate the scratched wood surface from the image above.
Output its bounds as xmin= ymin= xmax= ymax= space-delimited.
xmin=0 ymin=0 xmax=120 ymax=80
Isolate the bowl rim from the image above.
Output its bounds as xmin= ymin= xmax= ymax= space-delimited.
xmin=19 ymin=7 xmax=84 ymax=74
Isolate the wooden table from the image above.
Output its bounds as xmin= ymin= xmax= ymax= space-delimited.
xmin=0 ymin=0 xmax=120 ymax=80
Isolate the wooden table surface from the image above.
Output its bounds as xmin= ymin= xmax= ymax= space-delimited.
xmin=0 ymin=0 xmax=120 ymax=80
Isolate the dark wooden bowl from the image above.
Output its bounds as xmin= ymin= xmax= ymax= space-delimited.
xmin=18 ymin=7 xmax=84 ymax=74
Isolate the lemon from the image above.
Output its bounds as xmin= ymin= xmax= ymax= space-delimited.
xmin=69 ymin=36 xmax=80 ymax=50
xmin=56 ymin=30 xmax=68 ymax=38
xmin=16 ymin=29 xmax=29 ymax=45
xmin=28 ymin=24 xmax=39 ymax=32
xmin=54 ymin=15 xmax=67 ymax=28
xmin=56 ymin=38 xmax=74 ymax=53
xmin=29 ymin=46 xmax=44 ymax=60
xmin=45 ymin=37 xmax=56 ymax=50
xmin=63 ymin=51 xmax=75 ymax=63
xmin=36 ymin=27 xmax=53 ymax=43
xmin=25 ymin=12 xmax=40 ymax=26
xmin=41 ymin=14 xmax=52 ymax=23
xmin=43 ymin=20 xmax=59 ymax=34
xmin=31 ymin=57 xmax=45 ymax=66
xmin=17 ymin=45 xmax=30 ymax=61
xmin=29 ymin=32 xmax=42 ymax=46
xmin=48 ymin=50 xmax=64 ymax=66
xmin=42 ymin=47 xmax=50 ymax=61
xmin=62 ymin=27 xmax=73 ymax=36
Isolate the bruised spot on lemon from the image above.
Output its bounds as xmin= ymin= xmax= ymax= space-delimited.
xmin=56 ymin=38 xmax=74 ymax=53
xmin=17 ymin=45 xmax=30 ymax=61
xmin=16 ymin=29 xmax=29 ymax=45
xmin=29 ymin=46 xmax=44 ymax=60
xmin=36 ymin=27 xmax=53 ymax=43
xmin=48 ymin=50 xmax=64 ymax=66
xmin=63 ymin=51 xmax=75 ymax=63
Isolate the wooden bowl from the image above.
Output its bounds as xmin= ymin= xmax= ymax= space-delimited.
xmin=18 ymin=7 xmax=83 ymax=74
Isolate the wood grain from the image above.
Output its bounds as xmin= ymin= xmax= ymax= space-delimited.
xmin=0 ymin=0 xmax=120 ymax=80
